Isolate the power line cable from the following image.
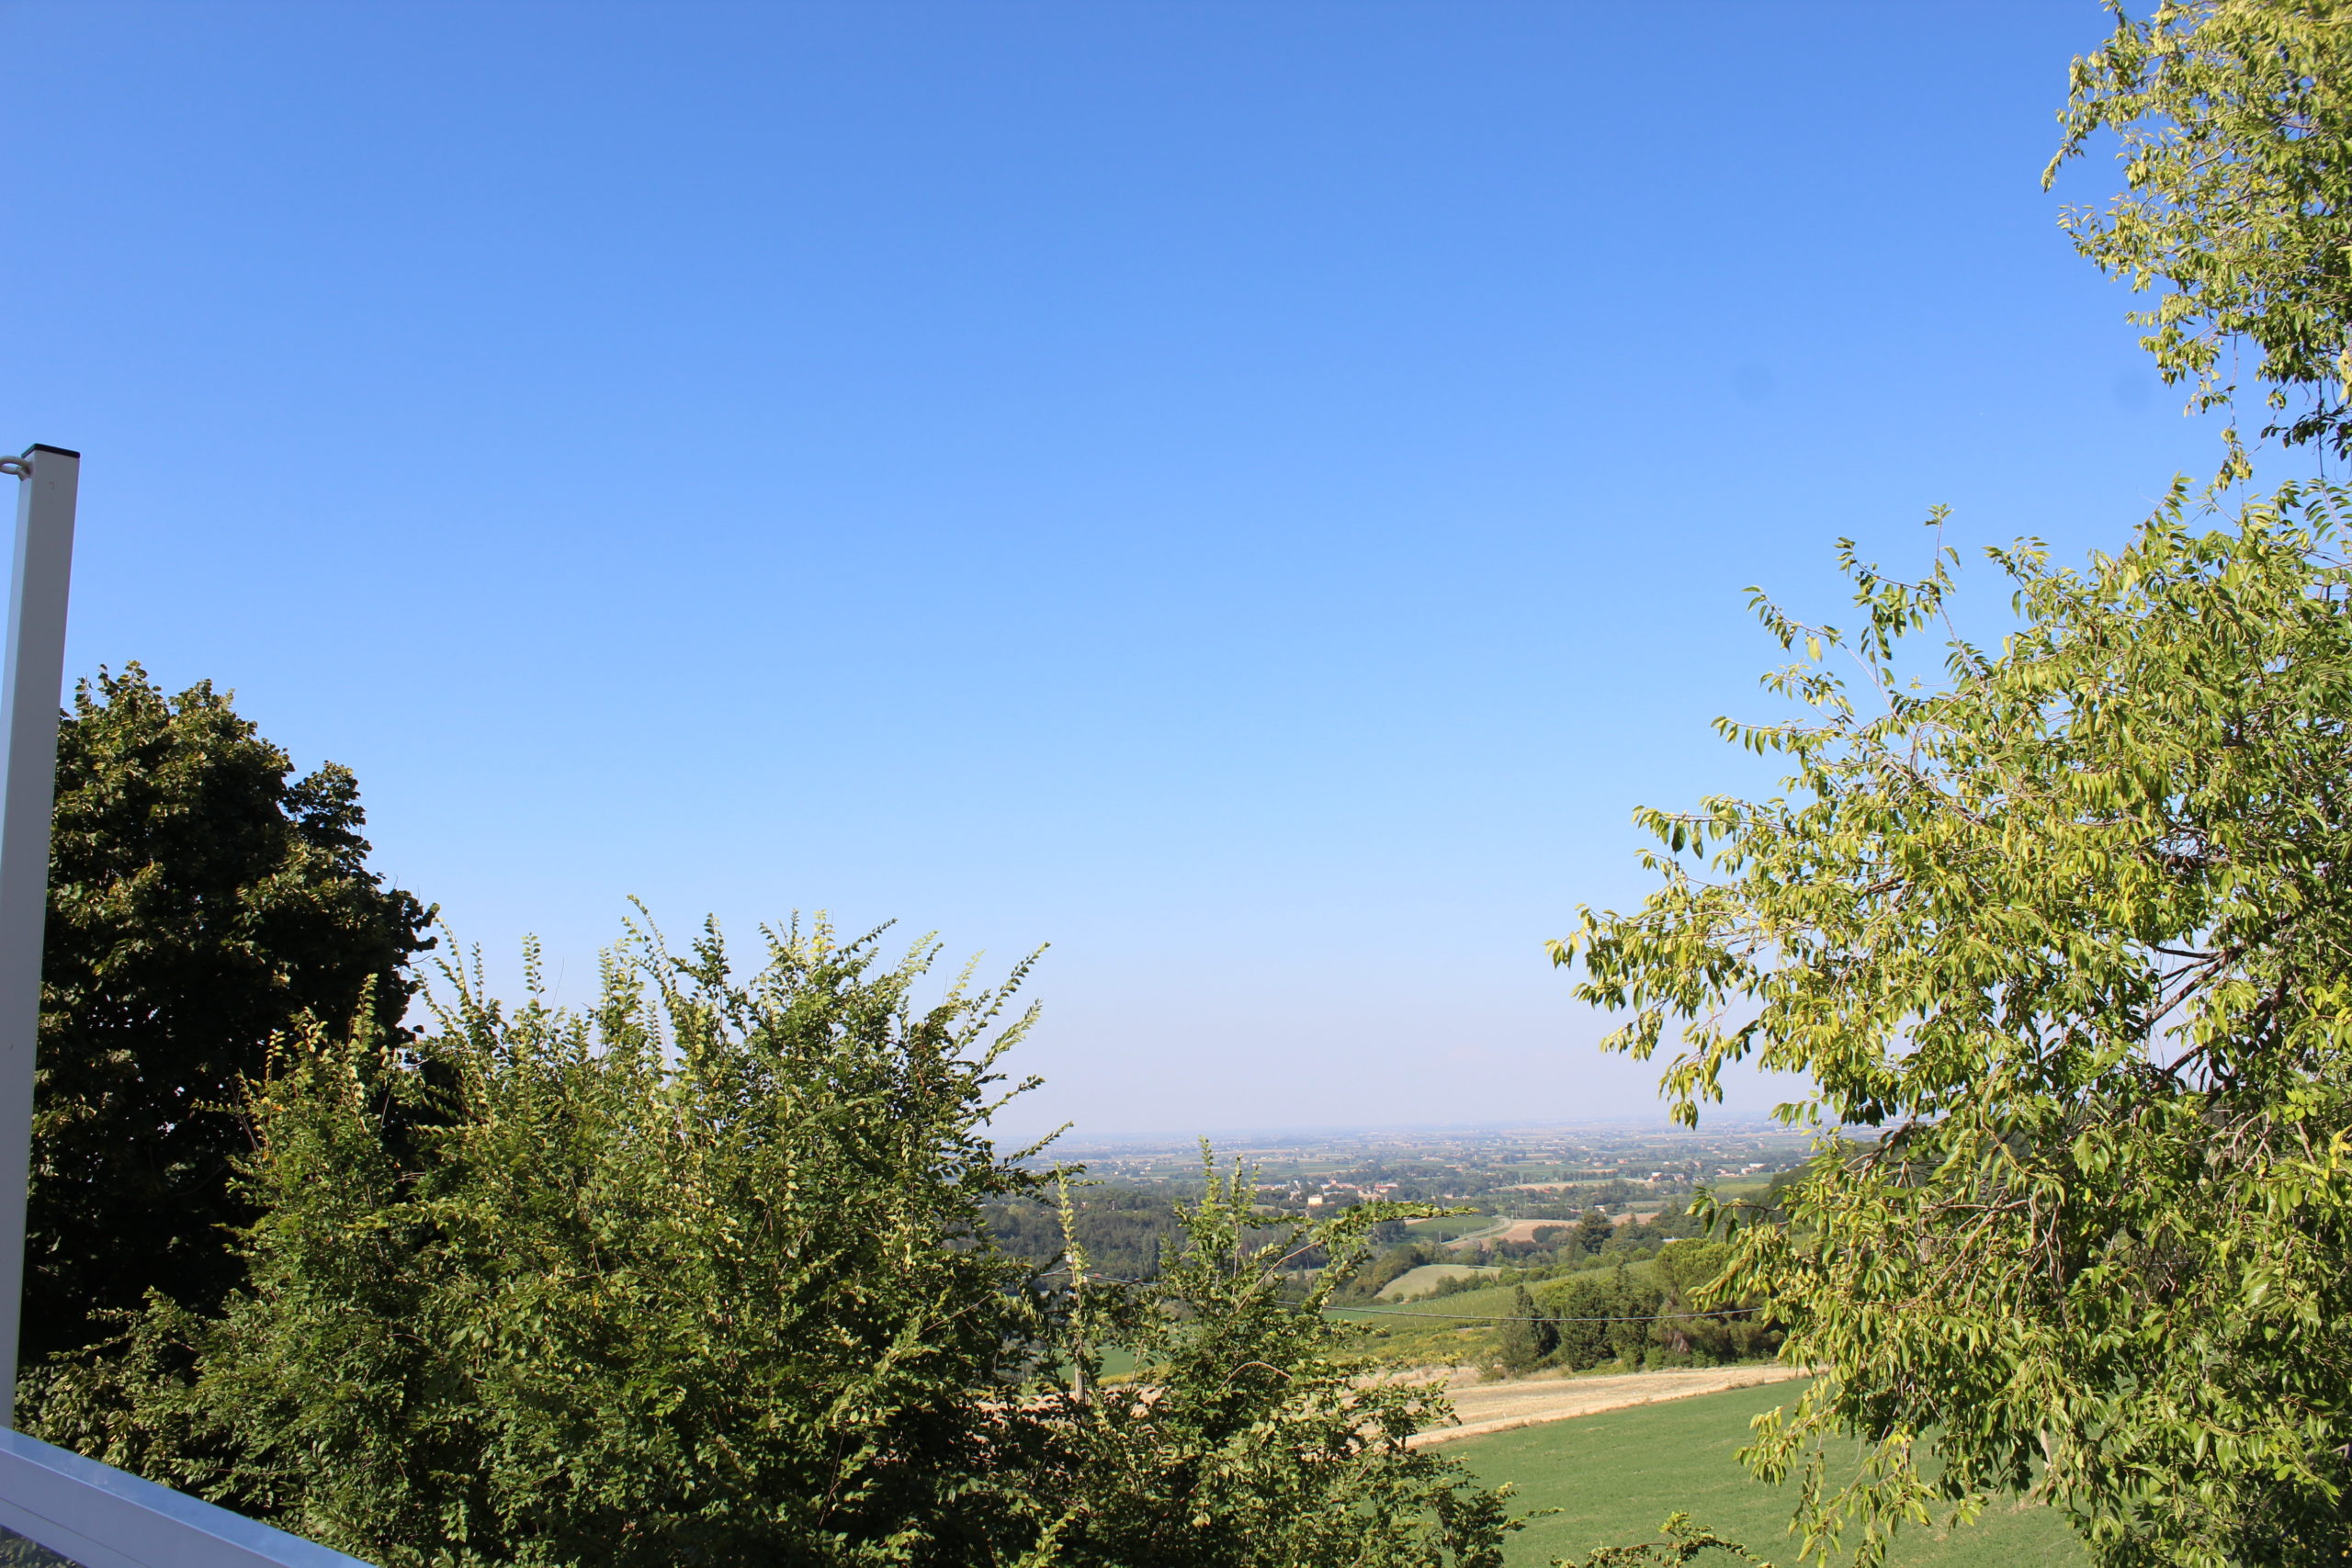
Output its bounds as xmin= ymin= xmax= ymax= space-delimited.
xmin=1035 ymin=1268 xmax=1763 ymax=1325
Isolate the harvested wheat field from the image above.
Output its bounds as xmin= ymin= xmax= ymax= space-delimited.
xmin=1400 ymin=1362 xmax=1809 ymax=1448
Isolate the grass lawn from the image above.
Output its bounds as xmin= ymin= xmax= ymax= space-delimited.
xmin=1345 ymin=1263 xmax=1657 ymax=1322
xmin=1330 ymin=1280 xmax=1521 ymax=1366
xmin=1448 ymin=1382 xmax=2087 ymax=1567
xmin=1338 ymin=1273 xmax=1634 ymax=1366
xmin=1408 ymin=1280 xmax=1520 ymax=1315
xmin=1354 ymin=1277 xmax=1543 ymax=1321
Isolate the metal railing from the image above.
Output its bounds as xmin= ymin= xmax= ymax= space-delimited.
xmin=0 ymin=1428 xmax=369 ymax=1568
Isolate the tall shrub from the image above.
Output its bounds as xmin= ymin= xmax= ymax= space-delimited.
xmin=1493 ymin=1286 xmax=1557 ymax=1375
xmin=33 ymin=916 xmax=1513 ymax=1568
xmin=1645 ymin=1242 xmax=1776 ymax=1367
xmin=36 ymin=915 xmax=1047 ymax=1565
xmin=1538 ymin=1267 xmax=1659 ymax=1371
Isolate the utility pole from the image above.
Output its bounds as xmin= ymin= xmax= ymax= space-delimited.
xmin=0 ymin=446 xmax=78 ymax=1426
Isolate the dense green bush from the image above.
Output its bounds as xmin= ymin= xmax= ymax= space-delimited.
xmin=28 ymin=914 xmax=1510 ymax=1568
xmin=1645 ymin=1243 xmax=1779 ymax=1367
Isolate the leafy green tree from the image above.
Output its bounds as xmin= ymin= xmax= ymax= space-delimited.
xmin=1576 ymin=1208 xmax=1613 ymax=1255
xmin=1538 ymin=1266 xmax=1660 ymax=1372
xmin=1553 ymin=8 xmax=2352 ymax=1562
xmin=1493 ymin=1285 xmax=1557 ymax=1375
xmin=1555 ymin=485 xmax=2352 ymax=1565
xmin=1645 ymin=1243 xmax=1777 ymax=1368
xmin=31 ymin=666 xmax=432 ymax=1361
xmin=30 ymin=915 xmax=1512 ymax=1568
xmin=2052 ymin=0 xmax=2352 ymax=458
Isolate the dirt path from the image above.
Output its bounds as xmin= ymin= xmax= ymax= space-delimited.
xmin=1399 ymin=1363 xmax=1809 ymax=1449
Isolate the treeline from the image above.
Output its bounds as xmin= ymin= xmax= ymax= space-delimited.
xmin=1496 ymin=1244 xmax=1780 ymax=1376
xmin=1476 ymin=1203 xmax=1709 ymax=1269
xmin=984 ymin=1186 xmax=1187 ymax=1281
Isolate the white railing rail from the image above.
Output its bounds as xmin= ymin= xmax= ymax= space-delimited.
xmin=0 ymin=1427 xmax=371 ymax=1568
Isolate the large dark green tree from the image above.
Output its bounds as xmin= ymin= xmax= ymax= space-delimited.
xmin=31 ymin=666 xmax=432 ymax=1362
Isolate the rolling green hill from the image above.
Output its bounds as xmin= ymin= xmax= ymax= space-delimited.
xmin=1331 ymin=1279 xmax=1527 ymax=1367
xmin=1374 ymin=1263 xmax=1498 ymax=1301
xmin=1449 ymin=1382 xmax=2086 ymax=1567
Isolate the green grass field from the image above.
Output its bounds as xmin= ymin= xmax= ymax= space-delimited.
xmin=1350 ymin=1276 xmax=1547 ymax=1322
xmin=1406 ymin=1214 xmax=1502 ymax=1241
xmin=1704 ymin=1177 xmax=1775 ymax=1201
xmin=1337 ymin=1266 xmax=1673 ymax=1366
xmin=1336 ymin=1281 xmax=1528 ymax=1364
xmin=1376 ymin=1263 xmax=1500 ymax=1301
xmin=1331 ymin=1279 xmax=1525 ymax=1365
xmin=1448 ymin=1382 xmax=2087 ymax=1567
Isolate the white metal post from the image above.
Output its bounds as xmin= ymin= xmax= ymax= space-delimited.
xmin=0 ymin=446 xmax=78 ymax=1427
xmin=0 ymin=446 xmax=374 ymax=1564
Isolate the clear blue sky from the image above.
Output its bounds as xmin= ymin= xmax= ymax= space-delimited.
xmin=4 ymin=2 xmax=2233 ymax=1139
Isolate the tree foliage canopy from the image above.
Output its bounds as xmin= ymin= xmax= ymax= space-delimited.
xmin=1555 ymin=487 xmax=2352 ymax=1566
xmin=33 ymin=666 xmax=432 ymax=1362
xmin=2052 ymin=0 xmax=2352 ymax=457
